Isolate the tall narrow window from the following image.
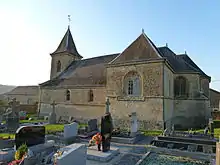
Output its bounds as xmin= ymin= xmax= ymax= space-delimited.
xmin=66 ymin=90 xmax=70 ymax=101
xmin=57 ymin=60 xmax=61 ymax=72
xmin=128 ymin=80 xmax=134 ymax=95
xmin=88 ymin=90 xmax=94 ymax=102
xmin=174 ymin=76 xmax=188 ymax=98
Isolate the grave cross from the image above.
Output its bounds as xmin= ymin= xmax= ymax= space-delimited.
xmin=105 ymin=97 xmax=110 ymax=113
xmin=11 ymin=98 xmax=19 ymax=109
xmin=51 ymin=100 xmax=57 ymax=113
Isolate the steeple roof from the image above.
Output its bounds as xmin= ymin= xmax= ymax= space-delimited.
xmin=51 ymin=27 xmax=82 ymax=58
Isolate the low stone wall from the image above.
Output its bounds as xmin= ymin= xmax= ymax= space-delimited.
xmin=147 ymin=146 xmax=215 ymax=161
xmin=112 ymin=118 xmax=163 ymax=130
xmin=20 ymin=104 xmax=38 ymax=114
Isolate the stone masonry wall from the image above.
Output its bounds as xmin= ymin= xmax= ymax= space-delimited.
xmin=40 ymin=87 xmax=106 ymax=104
xmin=106 ymin=62 xmax=163 ymax=97
xmin=173 ymin=99 xmax=211 ymax=129
xmin=50 ymin=53 xmax=76 ymax=79
xmin=174 ymin=73 xmax=200 ymax=98
xmin=200 ymin=77 xmax=210 ymax=98
xmin=39 ymin=87 xmax=106 ymax=120
xmin=40 ymin=103 xmax=105 ymax=121
xmin=106 ymin=62 xmax=164 ymax=129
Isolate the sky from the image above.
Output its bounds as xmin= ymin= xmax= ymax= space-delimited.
xmin=0 ymin=0 xmax=220 ymax=90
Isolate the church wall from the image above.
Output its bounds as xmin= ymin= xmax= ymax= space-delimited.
xmin=40 ymin=87 xmax=106 ymax=104
xmin=106 ymin=62 xmax=164 ymax=129
xmin=174 ymin=73 xmax=200 ymax=98
xmin=106 ymin=62 xmax=163 ymax=97
xmin=173 ymin=99 xmax=211 ymax=129
xmin=40 ymin=103 xmax=105 ymax=121
xmin=163 ymin=64 xmax=174 ymax=128
xmin=109 ymin=97 xmax=163 ymax=130
xmin=200 ymin=77 xmax=210 ymax=98
xmin=210 ymin=89 xmax=220 ymax=109
xmin=2 ymin=86 xmax=39 ymax=105
xmin=39 ymin=87 xmax=106 ymax=120
xmin=5 ymin=95 xmax=39 ymax=105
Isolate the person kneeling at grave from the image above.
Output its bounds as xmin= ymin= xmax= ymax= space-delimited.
xmin=88 ymin=132 xmax=102 ymax=151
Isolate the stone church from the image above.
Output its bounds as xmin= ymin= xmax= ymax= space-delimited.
xmin=1 ymin=26 xmax=212 ymax=130
xmin=35 ymin=26 xmax=211 ymax=130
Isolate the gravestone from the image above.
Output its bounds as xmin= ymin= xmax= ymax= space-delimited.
xmin=101 ymin=113 xmax=113 ymax=152
xmin=209 ymin=118 xmax=214 ymax=138
xmin=105 ymin=97 xmax=110 ymax=113
xmin=15 ymin=125 xmax=45 ymax=150
xmin=64 ymin=122 xmax=78 ymax=144
xmin=5 ymin=98 xmax=20 ymax=132
xmin=56 ymin=143 xmax=87 ymax=165
xmin=49 ymin=101 xmax=57 ymax=124
xmin=130 ymin=112 xmax=138 ymax=137
xmin=88 ymin=119 xmax=98 ymax=132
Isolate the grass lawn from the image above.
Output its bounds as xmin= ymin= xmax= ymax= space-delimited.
xmin=0 ymin=123 xmax=88 ymax=138
xmin=141 ymin=130 xmax=163 ymax=136
xmin=0 ymin=133 xmax=15 ymax=139
xmin=19 ymin=120 xmax=46 ymax=124
xmin=142 ymin=128 xmax=220 ymax=138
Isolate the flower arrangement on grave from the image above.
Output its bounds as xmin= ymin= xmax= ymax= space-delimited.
xmin=52 ymin=150 xmax=64 ymax=165
xmin=14 ymin=144 xmax=28 ymax=161
xmin=8 ymin=144 xmax=28 ymax=165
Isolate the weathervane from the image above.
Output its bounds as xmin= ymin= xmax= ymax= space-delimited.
xmin=142 ymin=28 xmax=144 ymax=33
xmin=68 ymin=15 xmax=71 ymax=28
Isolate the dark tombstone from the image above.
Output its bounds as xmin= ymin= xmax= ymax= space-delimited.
xmin=88 ymin=119 xmax=98 ymax=132
xmin=15 ymin=125 xmax=45 ymax=150
xmin=101 ymin=113 xmax=113 ymax=152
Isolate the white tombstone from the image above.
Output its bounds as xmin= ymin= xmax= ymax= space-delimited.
xmin=130 ymin=112 xmax=138 ymax=137
xmin=56 ymin=143 xmax=87 ymax=165
xmin=64 ymin=122 xmax=78 ymax=139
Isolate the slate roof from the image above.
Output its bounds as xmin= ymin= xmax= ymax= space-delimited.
xmin=40 ymin=32 xmax=210 ymax=87
xmin=3 ymin=86 xmax=39 ymax=95
xmin=40 ymin=54 xmax=119 ymax=87
xmin=51 ymin=27 xmax=82 ymax=58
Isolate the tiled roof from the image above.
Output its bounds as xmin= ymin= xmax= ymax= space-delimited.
xmin=40 ymin=32 xmax=210 ymax=87
xmin=40 ymin=54 xmax=119 ymax=87
xmin=158 ymin=47 xmax=210 ymax=81
xmin=51 ymin=27 xmax=82 ymax=58
xmin=4 ymin=86 xmax=39 ymax=95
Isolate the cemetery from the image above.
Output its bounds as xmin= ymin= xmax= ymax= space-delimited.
xmin=0 ymin=98 xmax=219 ymax=165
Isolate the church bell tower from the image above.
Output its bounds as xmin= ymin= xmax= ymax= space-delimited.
xmin=49 ymin=23 xmax=82 ymax=79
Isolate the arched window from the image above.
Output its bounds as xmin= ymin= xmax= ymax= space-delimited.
xmin=174 ymin=76 xmax=188 ymax=98
xmin=88 ymin=90 xmax=94 ymax=102
xmin=66 ymin=90 xmax=70 ymax=101
xmin=57 ymin=60 xmax=61 ymax=72
xmin=124 ymin=71 xmax=141 ymax=96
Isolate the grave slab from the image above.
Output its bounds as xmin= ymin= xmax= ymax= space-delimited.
xmin=87 ymin=145 xmax=119 ymax=162
xmin=57 ymin=143 xmax=87 ymax=165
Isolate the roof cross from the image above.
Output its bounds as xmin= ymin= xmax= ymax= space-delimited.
xmin=68 ymin=15 xmax=71 ymax=28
